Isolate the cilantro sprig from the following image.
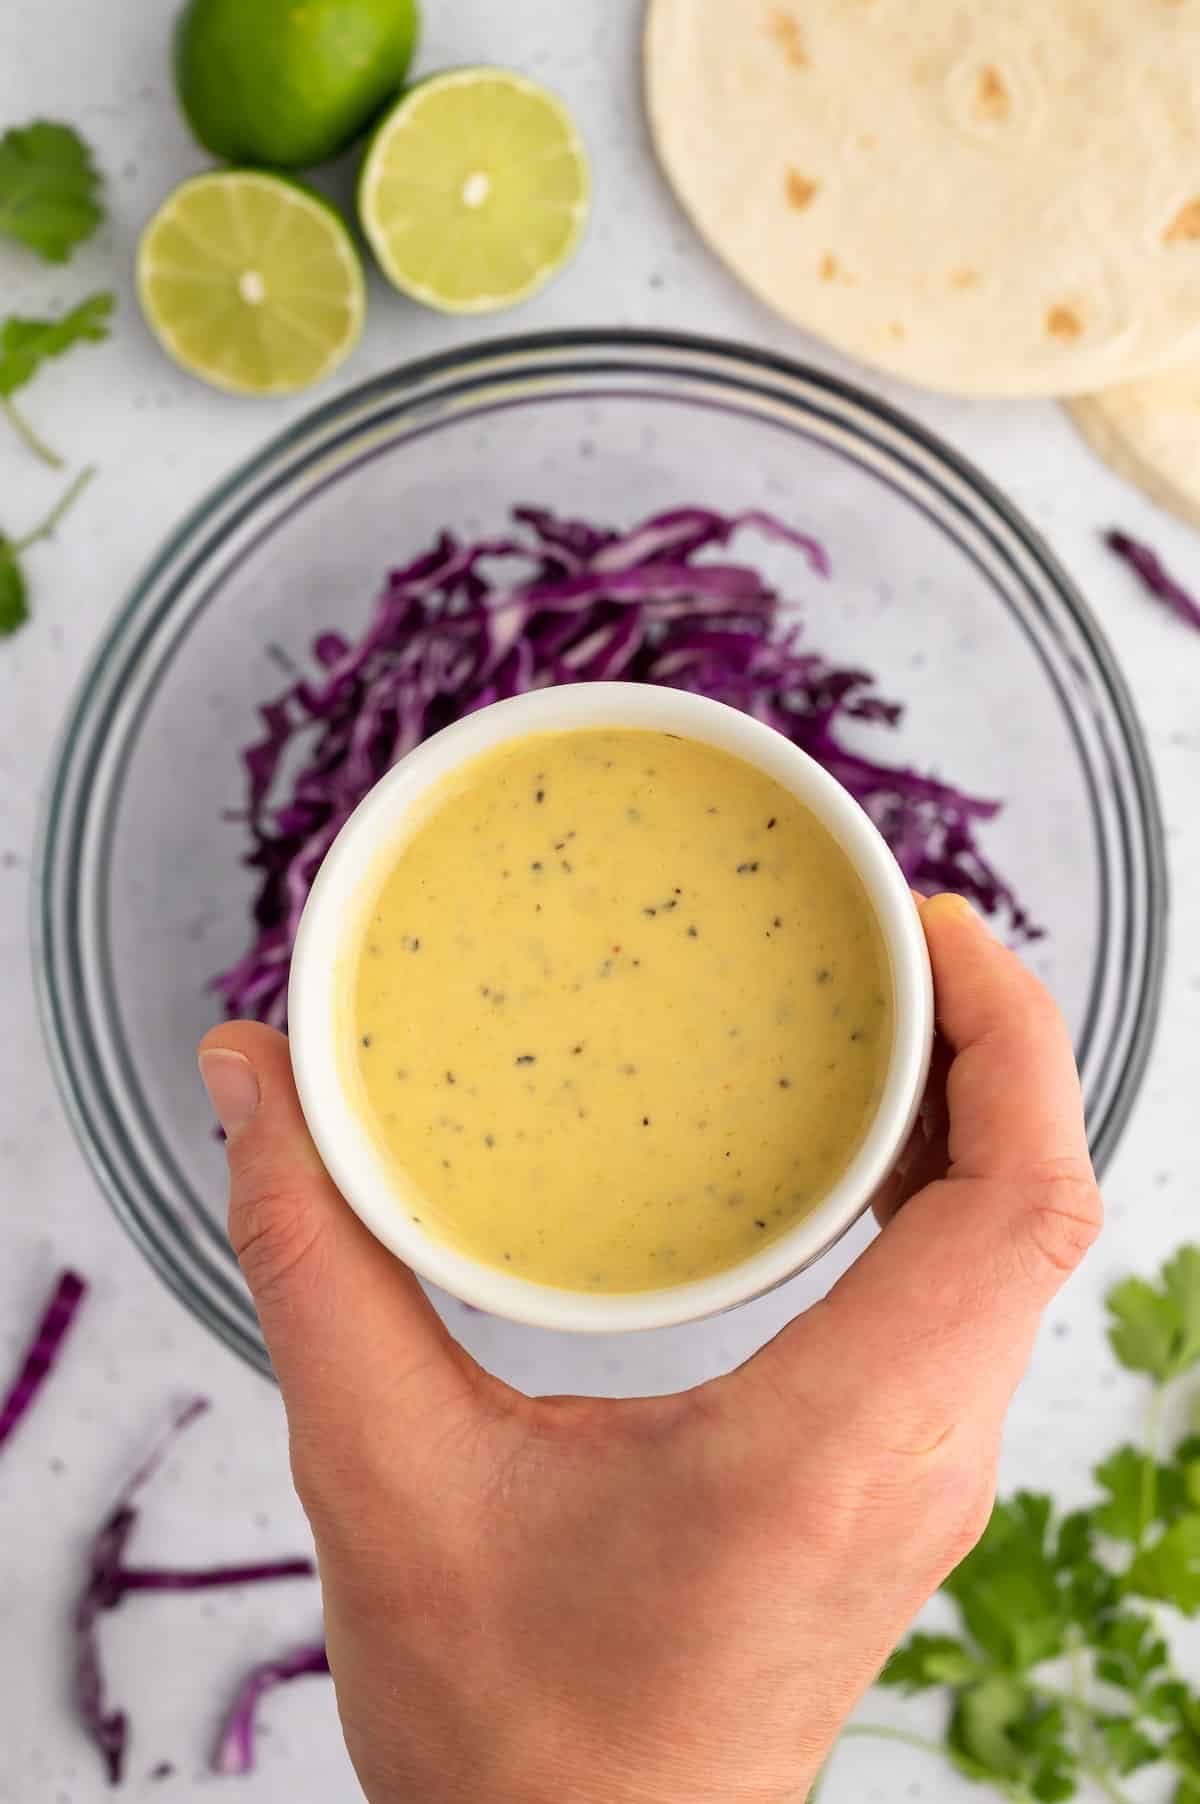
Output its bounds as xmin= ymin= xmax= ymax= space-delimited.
xmin=0 ymin=467 xmax=95 ymax=637
xmin=0 ymin=292 xmax=114 ymax=466
xmin=0 ymin=122 xmax=104 ymax=263
xmin=0 ymin=119 xmax=108 ymax=633
xmin=815 ymin=1247 xmax=1200 ymax=1804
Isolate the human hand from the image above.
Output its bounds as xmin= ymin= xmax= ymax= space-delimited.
xmin=198 ymin=894 xmax=1101 ymax=1804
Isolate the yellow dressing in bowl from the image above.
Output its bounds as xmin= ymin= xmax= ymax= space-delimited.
xmin=349 ymin=728 xmax=894 ymax=1292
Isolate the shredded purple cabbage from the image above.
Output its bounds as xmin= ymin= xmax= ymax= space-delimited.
xmin=1105 ymin=529 xmax=1200 ymax=633
xmin=0 ymin=1269 xmax=86 ymax=1452
xmin=73 ymin=1398 xmax=317 ymax=1785
xmin=218 ymin=505 xmax=1038 ymax=1024
xmin=74 ymin=1398 xmax=209 ymax=1783
xmin=211 ymin=1642 xmax=331 ymax=1776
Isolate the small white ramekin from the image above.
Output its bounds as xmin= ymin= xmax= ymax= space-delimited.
xmin=288 ymin=683 xmax=933 ymax=1333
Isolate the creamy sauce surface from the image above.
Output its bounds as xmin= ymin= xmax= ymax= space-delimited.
xmin=350 ymin=728 xmax=894 ymax=1291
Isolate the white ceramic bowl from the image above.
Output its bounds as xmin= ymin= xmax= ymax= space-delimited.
xmin=288 ymin=683 xmax=934 ymax=1333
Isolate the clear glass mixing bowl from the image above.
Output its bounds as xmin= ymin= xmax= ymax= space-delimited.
xmin=35 ymin=332 xmax=1167 ymax=1387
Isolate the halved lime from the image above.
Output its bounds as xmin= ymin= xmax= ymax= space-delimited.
xmin=137 ymin=172 xmax=366 ymax=397
xmin=359 ymin=68 xmax=590 ymax=313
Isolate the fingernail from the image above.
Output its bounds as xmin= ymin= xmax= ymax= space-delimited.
xmin=199 ymin=1050 xmax=261 ymax=1142
xmin=929 ymin=892 xmax=985 ymax=929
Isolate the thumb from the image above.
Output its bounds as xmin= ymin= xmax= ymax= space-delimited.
xmin=198 ymin=1023 xmax=476 ymax=1447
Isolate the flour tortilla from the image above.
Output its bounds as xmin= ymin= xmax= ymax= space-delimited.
xmin=645 ymin=0 xmax=1200 ymax=398
xmin=1068 ymin=373 xmax=1200 ymax=529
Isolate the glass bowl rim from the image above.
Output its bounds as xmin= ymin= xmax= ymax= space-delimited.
xmin=33 ymin=326 xmax=1169 ymax=1376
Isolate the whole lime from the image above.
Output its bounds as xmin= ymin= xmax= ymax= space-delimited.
xmin=175 ymin=0 xmax=420 ymax=170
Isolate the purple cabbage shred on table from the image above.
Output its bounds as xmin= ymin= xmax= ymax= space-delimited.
xmin=0 ymin=1269 xmax=86 ymax=1452
xmin=217 ymin=504 xmax=1039 ymax=1027
xmin=72 ymin=1397 xmax=317 ymax=1785
xmin=1104 ymin=528 xmax=1200 ymax=633
xmin=211 ymin=1642 xmax=332 ymax=1776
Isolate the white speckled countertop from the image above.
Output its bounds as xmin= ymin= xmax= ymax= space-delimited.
xmin=1 ymin=3 xmax=1197 ymax=1800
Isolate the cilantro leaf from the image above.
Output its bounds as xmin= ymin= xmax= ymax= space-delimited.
xmin=944 ymin=1494 xmax=1070 ymax=1671
xmin=1149 ymin=1682 xmax=1194 ymax=1725
xmin=1167 ymin=1691 xmax=1200 ymax=1784
xmin=1093 ymin=1611 xmax=1171 ymax=1703
xmin=0 ymin=546 xmax=29 ymax=637
xmin=0 ymin=293 xmax=114 ymax=466
xmin=1165 ymin=1248 xmax=1200 ymax=1372
xmin=1099 ymin=1715 xmax=1163 ymax=1775
xmin=1178 ymin=1438 xmax=1200 ymax=1513
xmin=948 ymin=1680 xmax=1077 ymax=1801
xmin=1175 ymin=1781 xmax=1200 ymax=1804
xmin=1033 ymin=1771 xmax=1077 ymax=1803
xmin=1051 ymin=1510 xmax=1120 ymax=1630
xmin=1158 ymin=1438 xmax=1200 ymax=1525
xmin=948 ymin=1674 xmax=1033 ymax=1783
xmin=1055 ymin=1510 xmax=1093 ymax=1568
xmin=1108 ymin=1277 xmax=1184 ymax=1382
xmin=880 ymin=1633 xmax=980 ymax=1693
xmin=1019 ymin=1703 xmax=1079 ymax=1804
xmin=1090 ymin=1443 xmax=1192 ymax=1545
xmin=1093 ymin=1447 xmax=1148 ymax=1540
xmin=1108 ymin=1248 xmax=1200 ymax=1384
xmin=0 ymin=293 xmax=113 ymax=398
xmin=1125 ymin=1515 xmax=1200 ymax=1616
xmin=0 ymin=122 xmax=103 ymax=262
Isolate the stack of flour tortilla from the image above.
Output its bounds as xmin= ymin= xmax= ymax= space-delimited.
xmin=645 ymin=0 xmax=1200 ymax=524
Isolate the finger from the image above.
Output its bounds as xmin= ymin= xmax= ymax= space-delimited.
xmin=199 ymin=1024 xmax=478 ymax=1443
xmin=921 ymin=894 xmax=1090 ymax=1182
xmin=869 ymin=1124 xmax=949 ymax=1227
xmin=742 ymin=898 xmax=1100 ymax=1448
xmin=873 ymin=1037 xmax=952 ymax=1227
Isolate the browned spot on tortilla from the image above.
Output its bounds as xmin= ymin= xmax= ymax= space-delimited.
xmin=888 ymin=321 xmax=907 ymax=340
xmin=819 ymin=252 xmax=839 ymax=282
xmin=858 ymin=132 xmax=877 ymax=151
xmin=1047 ymin=305 xmax=1083 ymax=341
xmin=1165 ymin=198 xmax=1200 ymax=243
xmin=950 ymin=267 xmax=981 ymax=290
xmin=976 ymin=65 xmax=1011 ymax=120
xmin=785 ymin=169 xmax=818 ymax=211
xmin=767 ymin=9 xmax=808 ymax=67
